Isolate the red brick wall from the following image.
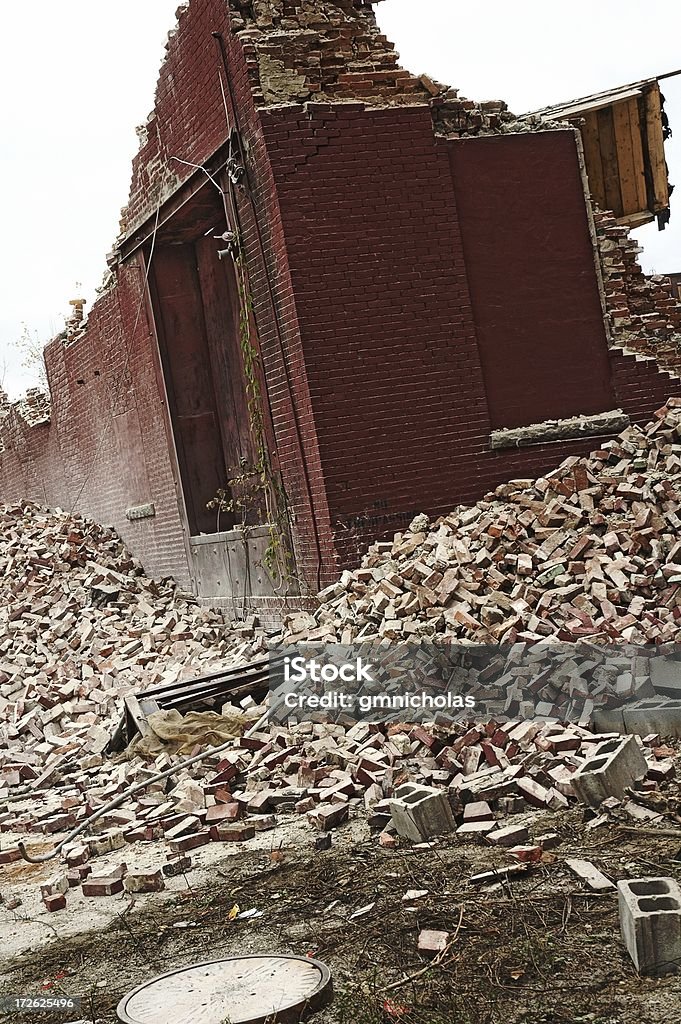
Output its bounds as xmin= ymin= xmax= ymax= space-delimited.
xmin=121 ymin=0 xmax=234 ymax=238
xmin=0 ymin=0 xmax=332 ymax=598
xmin=260 ymin=102 xmax=485 ymax=576
xmin=0 ymin=260 xmax=192 ymax=588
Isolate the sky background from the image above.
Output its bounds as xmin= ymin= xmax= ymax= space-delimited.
xmin=1 ymin=0 xmax=680 ymax=399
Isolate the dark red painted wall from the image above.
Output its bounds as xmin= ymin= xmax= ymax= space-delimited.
xmin=448 ymin=131 xmax=614 ymax=428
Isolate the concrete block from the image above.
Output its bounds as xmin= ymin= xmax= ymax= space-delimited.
xmin=593 ymin=699 xmax=681 ymax=739
xmin=649 ymin=657 xmax=681 ymax=697
xmin=565 ymin=858 xmax=614 ymax=892
xmin=618 ymin=878 xmax=681 ymax=975
xmin=572 ymin=736 xmax=647 ymax=806
xmin=389 ymin=783 xmax=455 ymax=842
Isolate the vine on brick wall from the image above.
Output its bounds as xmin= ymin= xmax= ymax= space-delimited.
xmin=207 ymin=243 xmax=295 ymax=589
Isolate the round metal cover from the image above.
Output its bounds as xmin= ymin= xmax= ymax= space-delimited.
xmin=116 ymin=954 xmax=332 ymax=1024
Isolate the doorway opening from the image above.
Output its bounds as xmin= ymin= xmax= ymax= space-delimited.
xmin=148 ymin=189 xmax=256 ymax=537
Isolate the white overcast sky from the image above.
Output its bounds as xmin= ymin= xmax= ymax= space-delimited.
xmin=1 ymin=0 xmax=680 ymax=399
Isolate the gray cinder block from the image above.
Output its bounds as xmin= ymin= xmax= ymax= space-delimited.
xmin=593 ymin=699 xmax=681 ymax=738
xmin=618 ymin=877 xmax=681 ymax=975
xmin=389 ymin=783 xmax=455 ymax=842
xmin=572 ymin=736 xmax=647 ymax=807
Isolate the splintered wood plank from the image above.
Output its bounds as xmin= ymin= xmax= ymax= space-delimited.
xmin=580 ymin=112 xmax=606 ymax=209
xmin=613 ymin=99 xmax=641 ymax=217
xmin=644 ymin=84 xmax=670 ymax=212
xmin=626 ymin=96 xmax=649 ymax=213
xmin=597 ymin=106 xmax=623 ymax=217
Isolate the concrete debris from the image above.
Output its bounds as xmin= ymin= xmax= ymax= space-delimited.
xmin=389 ymin=782 xmax=456 ymax=842
xmin=572 ymin=736 xmax=648 ymax=806
xmin=618 ymin=878 xmax=681 ymax=975
xmin=418 ymin=929 xmax=450 ymax=957
xmin=565 ymin=858 xmax=616 ymax=893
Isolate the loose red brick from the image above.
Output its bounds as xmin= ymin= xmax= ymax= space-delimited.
xmin=43 ymin=893 xmax=66 ymax=912
xmin=82 ymin=877 xmax=124 ymax=897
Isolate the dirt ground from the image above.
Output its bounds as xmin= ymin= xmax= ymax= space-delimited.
xmin=2 ymin=803 xmax=681 ymax=1024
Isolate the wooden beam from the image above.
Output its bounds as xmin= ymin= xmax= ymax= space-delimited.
xmin=626 ymin=96 xmax=649 ymax=213
xmin=643 ymin=84 xmax=670 ymax=213
xmin=615 ymin=211 xmax=655 ymax=228
xmin=580 ymin=112 xmax=606 ymax=209
xmin=597 ymin=106 xmax=624 ymax=217
xmin=612 ymin=100 xmax=638 ymax=216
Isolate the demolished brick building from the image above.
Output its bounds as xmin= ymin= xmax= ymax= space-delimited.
xmin=2 ymin=0 xmax=681 ymax=621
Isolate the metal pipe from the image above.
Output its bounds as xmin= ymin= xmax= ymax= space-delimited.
xmin=18 ymin=695 xmax=282 ymax=865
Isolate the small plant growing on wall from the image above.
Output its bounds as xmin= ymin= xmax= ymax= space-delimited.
xmin=206 ymin=459 xmax=293 ymax=589
xmin=206 ymin=457 xmax=266 ymax=533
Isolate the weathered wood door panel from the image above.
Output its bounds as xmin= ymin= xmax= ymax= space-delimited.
xmin=195 ymin=235 xmax=254 ymax=478
xmin=150 ymin=244 xmax=227 ymax=535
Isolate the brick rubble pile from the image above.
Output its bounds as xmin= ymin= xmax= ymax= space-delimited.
xmin=2 ymin=705 xmax=677 ymax=906
xmin=2 ymin=407 xmax=681 ymax=910
xmin=0 ymin=502 xmax=264 ymax=770
xmin=297 ymin=400 xmax=681 ymax=648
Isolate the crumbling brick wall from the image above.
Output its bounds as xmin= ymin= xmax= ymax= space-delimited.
xmin=230 ymin=0 xmax=430 ymax=105
xmin=0 ymin=262 xmax=192 ymax=591
xmin=595 ymin=207 xmax=681 ymax=375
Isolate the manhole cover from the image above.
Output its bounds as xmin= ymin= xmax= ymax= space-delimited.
xmin=116 ymin=955 xmax=333 ymax=1024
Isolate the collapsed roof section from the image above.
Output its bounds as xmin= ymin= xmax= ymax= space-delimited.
xmin=528 ymin=72 xmax=680 ymax=231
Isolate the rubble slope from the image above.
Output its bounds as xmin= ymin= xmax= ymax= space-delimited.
xmin=294 ymin=401 xmax=681 ymax=647
xmin=0 ymin=503 xmax=263 ymax=764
